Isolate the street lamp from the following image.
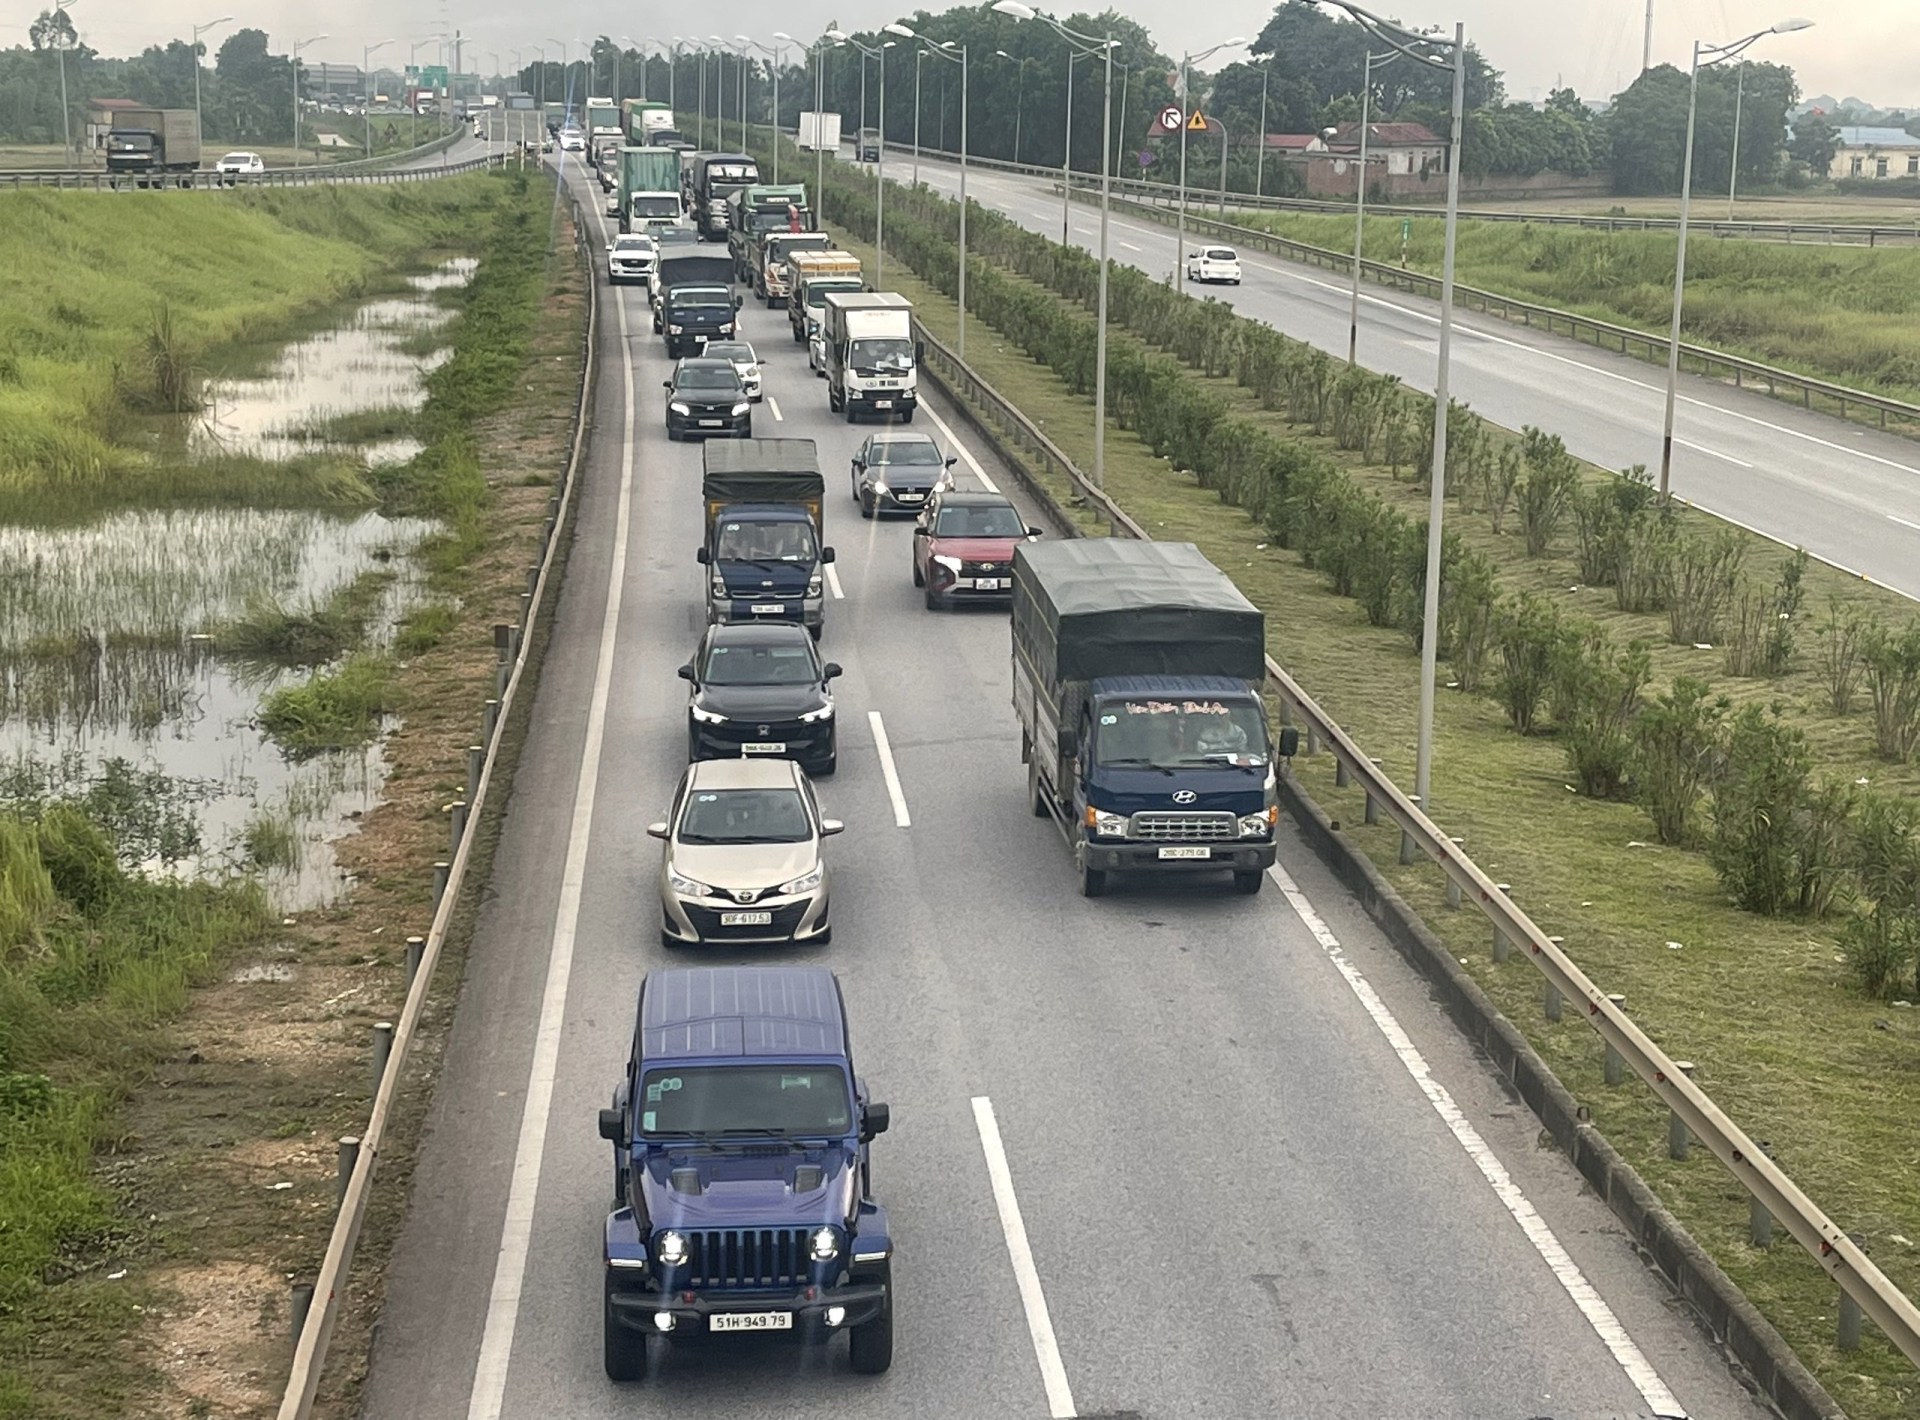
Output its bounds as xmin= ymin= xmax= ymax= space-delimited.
xmin=994 ymin=51 xmax=1027 ymax=166
xmin=1174 ymin=37 xmax=1247 ymax=293
xmin=291 ymin=34 xmax=326 ymax=168
xmin=192 ymin=16 xmax=230 ymax=166
xmin=1344 ymin=48 xmax=1398 ymax=365
xmin=409 ymin=37 xmax=443 ymax=151
xmin=50 ymin=0 xmax=79 ymax=167
xmin=362 ymin=39 xmax=394 ymax=160
xmin=912 ymin=48 xmax=928 ymax=183
xmin=1656 ymin=18 xmax=1813 ymax=499
xmin=891 ymin=26 xmax=968 ymax=357
xmin=1317 ymin=0 xmax=1468 ymax=824
xmin=993 ymin=1 xmax=1118 ymax=488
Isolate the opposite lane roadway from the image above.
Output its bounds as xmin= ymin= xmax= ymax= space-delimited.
xmin=357 ymin=159 xmax=1774 ymax=1420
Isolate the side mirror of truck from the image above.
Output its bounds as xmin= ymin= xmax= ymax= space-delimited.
xmin=695 ymin=546 xmax=711 ymax=565
xmin=645 ymin=821 xmax=670 ymax=840
xmin=676 ymin=663 xmax=695 ymax=682
xmin=1278 ymin=726 xmax=1301 ymax=759
xmin=822 ymin=662 xmax=843 ymax=680
xmin=820 ymin=818 xmax=846 ymax=836
xmin=860 ymin=1102 xmax=890 ymax=1141
xmin=915 ymin=340 xmax=926 ymax=362
xmin=662 ymin=379 xmax=672 ymax=389
xmin=734 ymin=293 xmax=744 ymax=309
xmin=598 ymin=1108 xmax=629 ymax=1145
xmin=820 ymin=546 xmax=835 ymax=564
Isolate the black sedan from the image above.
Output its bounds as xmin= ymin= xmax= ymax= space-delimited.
xmin=663 ymin=358 xmax=751 ymax=441
xmin=679 ymin=621 xmax=841 ymax=776
xmin=850 ymin=431 xmax=958 ymax=518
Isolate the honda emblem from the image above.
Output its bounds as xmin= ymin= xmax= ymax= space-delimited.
xmin=1172 ymin=790 xmax=1198 ymax=804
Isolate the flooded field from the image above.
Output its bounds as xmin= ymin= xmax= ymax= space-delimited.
xmin=0 ymin=260 xmax=470 ymax=908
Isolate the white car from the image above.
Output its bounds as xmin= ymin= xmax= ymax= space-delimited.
xmin=215 ymin=150 xmax=264 ymax=179
xmin=1185 ymin=245 xmax=1242 ymax=285
xmin=606 ymin=234 xmax=656 ymax=287
xmin=559 ymin=128 xmax=586 ymax=152
xmin=808 ymin=324 xmax=828 ymax=377
xmin=704 ymin=340 xmax=764 ymax=401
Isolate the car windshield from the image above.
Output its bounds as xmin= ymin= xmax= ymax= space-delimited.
xmin=612 ymin=238 xmax=650 ymax=252
xmin=672 ymin=286 xmax=733 ymax=310
xmin=933 ymin=503 xmax=1026 ymax=537
xmin=678 ymin=787 xmax=813 ymax=845
xmin=1093 ymin=698 xmax=1271 ymax=769
xmin=639 ymin=1064 xmax=851 ymax=1138
xmin=1205 ymin=248 xmax=1237 ymax=260
xmin=702 ymin=641 xmax=818 ymax=686
xmin=676 ymin=366 xmax=741 ymax=391
xmin=707 ymin=162 xmax=756 ymax=182
xmin=713 ymin=520 xmax=816 ymax=562
xmin=871 ymin=439 xmax=940 ymax=466
xmin=849 ymin=337 xmax=913 ymax=373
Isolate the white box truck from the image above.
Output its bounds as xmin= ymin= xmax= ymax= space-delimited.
xmin=822 ymin=292 xmax=919 ymax=424
xmin=797 ymin=111 xmax=842 ymax=152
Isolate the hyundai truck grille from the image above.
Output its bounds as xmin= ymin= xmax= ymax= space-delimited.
xmin=1129 ymin=811 xmax=1236 ymax=842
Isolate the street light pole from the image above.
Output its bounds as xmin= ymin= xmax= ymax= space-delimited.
xmin=1062 ymin=48 xmax=1077 ymax=245
xmin=1658 ymin=18 xmax=1813 ymax=500
xmin=1347 ymin=48 xmax=1397 ymax=365
xmin=363 ymin=38 xmax=393 ymax=160
xmin=893 ymin=27 xmax=968 ymax=355
xmin=1216 ymin=117 xmax=1229 ymax=217
xmin=192 ymin=16 xmax=230 ymax=166
xmin=52 ymin=0 xmax=80 ymax=167
xmin=1727 ymin=57 xmax=1746 ymax=219
xmin=1255 ymin=63 xmax=1269 ymax=197
xmin=291 ymin=34 xmax=326 ymax=168
xmin=913 ymin=50 xmax=926 ymax=184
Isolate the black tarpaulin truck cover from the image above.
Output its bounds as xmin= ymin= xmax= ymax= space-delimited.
xmin=1011 ymin=539 xmax=1266 ymax=683
xmin=656 ymin=253 xmax=734 ymax=289
xmin=702 ymin=439 xmax=825 ymax=503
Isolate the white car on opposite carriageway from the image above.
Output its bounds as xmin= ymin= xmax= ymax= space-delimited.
xmin=1185 ymin=245 xmax=1242 ymax=285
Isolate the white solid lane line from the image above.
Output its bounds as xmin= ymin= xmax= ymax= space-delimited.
xmin=1673 ymin=437 xmax=1752 ymax=468
xmin=767 ymin=395 xmax=783 ymax=421
xmin=1890 ymin=514 xmax=1920 ymax=531
xmin=1269 ymin=861 xmax=1687 ymax=1419
xmin=867 ymin=710 xmax=912 ymax=828
xmin=920 ymin=402 xmax=1000 ymax=493
xmin=972 ymin=1096 xmax=1078 ymax=1419
xmin=466 ymin=260 xmax=638 ymax=1420
xmin=824 ymin=561 xmax=845 ymax=599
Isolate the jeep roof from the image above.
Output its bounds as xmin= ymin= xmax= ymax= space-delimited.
xmin=639 ymin=966 xmax=851 ymax=1062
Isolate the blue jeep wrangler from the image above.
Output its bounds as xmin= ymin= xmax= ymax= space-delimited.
xmin=598 ymin=965 xmax=894 ymax=1379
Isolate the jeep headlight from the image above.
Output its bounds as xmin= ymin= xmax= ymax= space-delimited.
xmin=690 ymin=704 xmax=728 ymax=724
xmin=808 ymin=1226 xmax=840 ymax=1262
xmin=731 ymin=402 xmax=750 ymax=416
xmin=670 ymin=401 xmax=691 ymax=414
xmin=931 ymin=554 xmax=962 ymax=573
xmin=667 ymin=869 xmax=712 ymax=897
xmin=779 ymin=865 xmax=824 ymax=896
xmin=656 ymin=1229 xmax=690 ymax=1266
xmin=1091 ymin=809 xmax=1128 ymax=838
xmin=870 ymin=479 xmax=888 ymax=495
xmin=1239 ymin=807 xmax=1278 ymax=837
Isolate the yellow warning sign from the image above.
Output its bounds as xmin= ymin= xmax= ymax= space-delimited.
xmin=1185 ymin=108 xmax=1209 ymax=131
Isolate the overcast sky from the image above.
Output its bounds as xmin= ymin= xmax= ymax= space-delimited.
xmin=58 ymin=0 xmax=1913 ymax=112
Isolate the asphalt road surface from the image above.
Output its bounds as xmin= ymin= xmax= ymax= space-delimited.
xmin=894 ymin=151 xmax=1920 ymax=603
xmin=359 ymin=162 xmax=1774 ymax=1420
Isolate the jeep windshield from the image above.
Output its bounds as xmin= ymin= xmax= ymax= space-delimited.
xmin=849 ymin=338 xmax=913 ymax=375
xmin=1093 ymin=699 xmax=1270 ymax=769
xmin=639 ymin=1064 xmax=852 ymax=1138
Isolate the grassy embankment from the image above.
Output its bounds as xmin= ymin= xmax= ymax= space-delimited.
xmin=0 ymin=167 xmax=563 ymax=1417
xmin=1228 ymin=206 xmax=1920 ymax=406
xmin=816 ymin=160 xmax=1920 ymax=1418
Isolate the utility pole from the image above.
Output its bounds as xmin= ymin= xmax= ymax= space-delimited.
xmin=1643 ymin=0 xmax=1654 ymax=73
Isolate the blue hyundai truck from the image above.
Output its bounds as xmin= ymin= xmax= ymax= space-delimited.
xmin=697 ymin=439 xmax=834 ymax=640
xmin=598 ymin=965 xmax=894 ymax=1379
xmin=1011 ymin=538 xmax=1297 ymax=897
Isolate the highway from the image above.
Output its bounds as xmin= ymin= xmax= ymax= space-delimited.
xmin=897 ymin=153 xmax=1920 ymax=603
xmin=357 ymin=161 xmax=1772 ymax=1420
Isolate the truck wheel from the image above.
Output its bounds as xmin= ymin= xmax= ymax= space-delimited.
xmin=845 ymin=405 xmax=858 ymax=425
xmin=1234 ymin=870 xmax=1265 ymax=896
xmin=847 ymin=1273 xmax=893 ymax=1374
xmin=793 ymin=325 xmax=805 ymax=344
xmin=1028 ymin=756 xmax=1049 ymax=817
xmin=900 ymin=408 xmax=914 ymax=424
xmin=604 ymin=1277 xmax=649 ymax=1381
xmin=1081 ymin=863 xmax=1109 ymax=897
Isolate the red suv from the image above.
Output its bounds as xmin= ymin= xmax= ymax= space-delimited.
xmin=910 ymin=490 xmax=1039 ymax=610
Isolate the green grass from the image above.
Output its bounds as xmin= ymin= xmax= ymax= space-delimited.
xmin=218 ymin=570 xmax=393 ymax=668
xmin=1231 ymin=206 xmax=1920 ymax=405
xmin=394 ymin=600 xmax=460 ymax=658
xmin=0 ymin=174 xmax=517 ymax=499
xmin=257 ymin=653 xmax=393 ymax=756
xmin=838 ymin=209 xmax=1920 ymax=1418
xmin=239 ymin=813 xmax=299 ymax=872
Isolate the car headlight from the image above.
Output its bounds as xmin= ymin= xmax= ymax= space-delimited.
xmin=667 ymin=869 xmax=712 ymax=897
xmin=657 ymin=1230 xmax=690 ymax=1266
xmin=731 ymin=402 xmax=750 ymax=416
xmin=1239 ymin=808 xmax=1278 ymax=838
xmin=931 ymin=554 xmax=962 ymax=573
xmin=690 ymin=704 xmax=728 ymax=724
xmin=798 ymin=703 xmax=833 ymax=723
xmin=1091 ymin=809 xmax=1129 ymax=838
xmin=669 ymin=401 xmax=690 ymax=414
xmin=870 ymin=479 xmax=889 ymax=494
xmin=668 ymin=324 xmax=684 ymax=334
xmin=808 ymin=1226 xmax=840 ymax=1262
xmin=779 ymin=865 xmax=824 ymax=896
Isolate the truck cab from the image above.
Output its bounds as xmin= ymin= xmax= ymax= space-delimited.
xmin=727 ymin=184 xmax=813 ymax=282
xmin=787 ymin=252 xmax=863 ymax=344
xmin=693 ymin=153 xmax=761 ymax=241
xmin=598 ymin=965 xmax=894 ymax=1379
xmin=697 ymin=440 xmax=834 ymax=638
xmin=653 ymin=251 xmax=739 ymax=355
xmin=823 ymin=292 xmax=919 ymax=424
xmin=756 ymin=232 xmax=832 ymax=307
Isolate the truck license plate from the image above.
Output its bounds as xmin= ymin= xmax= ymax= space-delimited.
xmin=748 ymin=603 xmax=786 ymax=614
xmin=699 ymin=419 xmax=724 ymax=427
xmin=711 ymin=1310 xmax=790 ymax=1330
xmin=719 ymin=911 xmax=775 ymax=927
xmin=873 ymin=399 xmax=893 ymax=409
xmin=740 ymin=742 xmax=786 ymax=754
xmin=1158 ymin=845 xmax=1211 ymax=860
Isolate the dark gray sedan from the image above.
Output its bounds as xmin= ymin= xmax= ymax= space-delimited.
xmin=850 ymin=431 xmax=958 ymax=518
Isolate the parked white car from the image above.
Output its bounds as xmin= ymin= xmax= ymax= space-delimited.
xmin=215 ymin=150 xmax=264 ymax=180
xmin=1185 ymin=245 xmax=1242 ymax=285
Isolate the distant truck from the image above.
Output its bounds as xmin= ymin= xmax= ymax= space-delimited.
xmin=797 ymin=111 xmax=842 ymax=152
xmin=786 ymin=251 xmax=863 ymax=344
xmin=697 ymin=440 xmax=834 ymax=637
xmin=692 ymin=152 xmax=760 ymax=240
xmin=822 ymin=292 xmax=919 ymax=423
xmin=586 ymin=96 xmax=621 ymax=143
xmin=597 ymin=966 xmax=893 ymax=1379
xmin=726 ymin=183 xmax=811 ymax=282
xmin=622 ymin=98 xmax=675 ymax=144
xmin=1010 ymin=539 xmax=1295 ymax=897
xmin=619 ymin=146 xmax=684 ymax=232
xmin=105 ymin=107 xmax=201 ymax=182
xmin=755 ymin=231 xmax=833 ymax=307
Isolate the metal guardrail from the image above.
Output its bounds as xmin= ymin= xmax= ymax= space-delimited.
xmin=912 ymin=312 xmax=1920 ymax=1374
xmin=0 ymin=131 xmax=478 ymax=191
xmin=274 ymin=179 xmax=594 ymax=1420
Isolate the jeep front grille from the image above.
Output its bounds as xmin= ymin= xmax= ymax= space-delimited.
xmin=1129 ymin=811 xmax=1236 ymax=842
xmin=688 ymin=1228 xmax=813 ymax=1288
